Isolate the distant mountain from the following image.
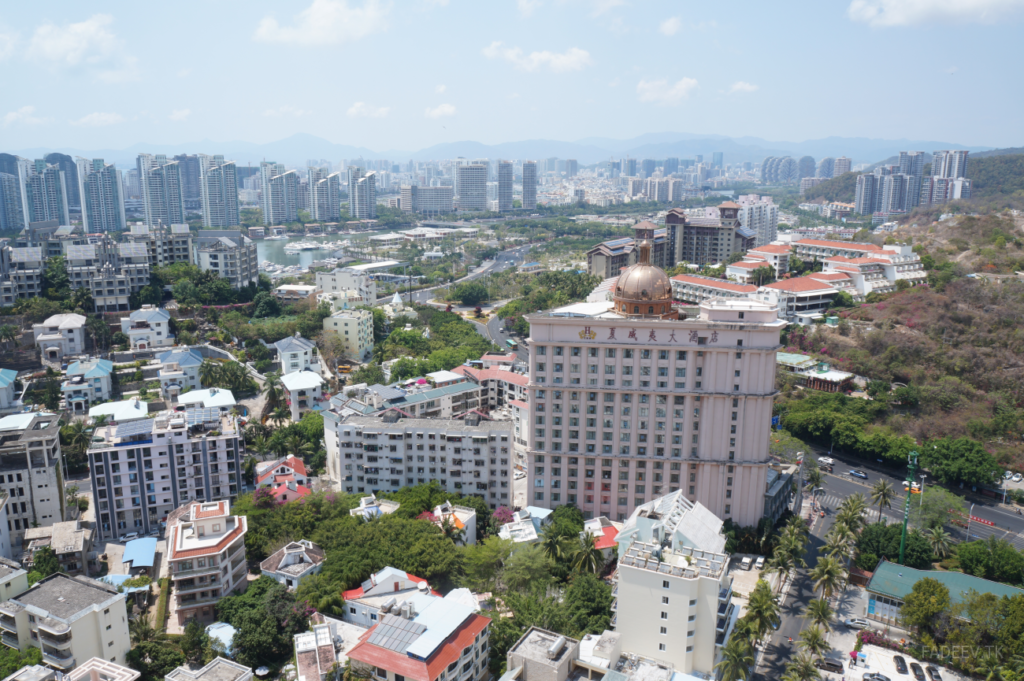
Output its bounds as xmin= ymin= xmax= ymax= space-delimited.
xmin=5 ymin=132 xmax=1004 ymax=169
xmin=972 ymin=147 xmax=1024 ymax=158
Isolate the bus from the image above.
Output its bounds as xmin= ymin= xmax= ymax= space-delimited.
xmin=506 ymin=339 xmax=519 ymax=351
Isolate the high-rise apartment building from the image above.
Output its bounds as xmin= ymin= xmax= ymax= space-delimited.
xmin=0 ymin=173 xmax=26 ymax=231
xmin=137 ymin=154 xmax=185 ymax=226
xmin=124 ymin=168 xmax=141 ymax=200
xmin=497 ymin=161 xmax=514 ymax=212
xmin=87 ymin=408 xmax=245 ymax=542
xmin=23 ymin=161 xmax=70 ymax=225
xmin=43 ymin=153 xmax=80 ymax=210
xmin=527 ymin=225 xmax=784 ymax=525
xmin=711 ymin=152 xmax=724 ymax=169
xmin=521 ymin=161 xmax=538 ymax=210
xmin=198 ymin=155 xmax=239 ymax=228
xmin=640 ymin=159 xmax=656 ymax=179
xmin=854 ymin=175 xmax=875 ymax=215
xmin=173 ymin=154 xmax=202 ymax=201
xmin=308 ymin=166 xmax=342 ymax=221
xmin=735 ymin=195 xmax=779 ymax=247
xmin=932 ymin=150 xmax=969 ymax=179
xmin=565 ymin=159 xmax=578 ymax=178
xmin=664 ymin=157 xmax=680 ymax=175
xmin=348 ymin=168 xmax=377 ymax=219
xmin=0 ymin=412 xmax=64 ymax=548
xmin=816 ymin=157 xmax=835 ymax=179
xmin=76 ymin=158 xmax=126 ymax=232
xmin=833 ymin=157 xmax=852 ymax=176
xmin=456 ymin=165 xmax=487 ymax=212
xmin=898 ymin=151 xmax=926 ymax=178
xmin=260 ymin=162 xmax=299 ymax=225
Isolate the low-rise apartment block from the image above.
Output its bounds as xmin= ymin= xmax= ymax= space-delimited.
xmin=62 ymin=360 xmax=113 ymax=415
xmin=33 ymin=314 xmax=86 ymax=363
xmin=194 ymin=231 xmax=258 ymax=290
xmin=280 ymin=371 xmax=325 ymax=422
xmin=333 ymin=373 xmax=485 ymax=420
xmin=123 ymin=224 xmax=194 ymax=268
xmin=274 ymin=335 xmax=317 ymax=373
xmin=21 ymin=521 xmax=93 ymax=576
xmin=325 ymin=410 xmax=512 ymax=507
xmin=166 ymin=657 xmax=252 ymax=681
xmin=119 ymin=306 xmax=173 ymax=351
xmin=260 ymin=540 xmax=324 ymax=590
xmin=166 ymin=500 xmax=248 ymax=626
xmin=86 ymin=408 xmax=244 ymax=542
xmin=450 ymin=365 xmax=527 ymax=410
xmin=156 ymin=348 xmax=204 ymax=402
xmin=0 ymin=573 xmax=131 ymax=669
xmin=316 ymin=268 xmax=377 ymax=302
xmin=323 ymin=309 xmax=374 ymax=363
xmin=0 ymin=413 xmax=63 ymax=548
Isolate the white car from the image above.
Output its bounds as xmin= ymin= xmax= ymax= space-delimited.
xmin=740 ymin=556 xmax=753 ymax=571
xmin=818 ymin=457 xmax=835 ymax=466
xmin=1013 ymin=473 xmax=1023 ymax=483
xmin=844 ymin=618 xmax=872 ymax=629
xmin=754 ymin=556 xmax=765 ymax=571
xmin=514 ymin=471 xmax=526 ymax=480
xmin=120 ymin=532 xmax=139 ymax=543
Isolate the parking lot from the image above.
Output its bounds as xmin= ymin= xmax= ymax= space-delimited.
xmin=727 ymin=555 xmax=774 ymax=597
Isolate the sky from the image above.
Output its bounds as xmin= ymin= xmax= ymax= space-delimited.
xmin=1 ymin=0 xmax=1023 ymax=153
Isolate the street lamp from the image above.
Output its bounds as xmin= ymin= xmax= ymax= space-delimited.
xmin=965 ymin=502 xmax=976 ymax=541
xmin=919 ymin=474 xmax=927 ymax=509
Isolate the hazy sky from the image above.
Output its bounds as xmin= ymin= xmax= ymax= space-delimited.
xmin=1 ymin=0 xmax=1022 ymax=152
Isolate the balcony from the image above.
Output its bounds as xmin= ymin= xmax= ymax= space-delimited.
xmin=0 ymin=615 xmax=15 ymax=633
xmin=177 ymin=593 xmax=221 ymax=607
xmin=1 ymin=632 xmax=17 ymax=649
xmin=610 ymin=599 xmax=617 ymax=612
xmin=171 ymin=564 xmax=221 ymax=579
xmin=42 ymin=650 xmax=75 ymax=669
xmin=174 ymin=578 xmax=221 ymax=594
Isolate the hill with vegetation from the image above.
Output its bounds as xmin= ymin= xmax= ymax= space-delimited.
xmin=973 ymin=147 xmax=1024 ymax=158
xmin=802 ymin=171 xmax=858 ymax=203
xmin=966 ymin=153 xmax=1024 ymax=198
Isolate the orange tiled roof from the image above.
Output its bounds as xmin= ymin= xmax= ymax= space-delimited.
xmin=194 ymin=501 xmax=226 ymax=519
xmin=169 ymin=516 xmax=247 ymax=560
xmin=795 ymin=239 xmax=882 ymax=251
xmin=808 ymin=272 xmax=851 ymax=281
xmin=749 ymin=244 xmax=792 ymax=254
xmin=763 ymin=276 xmax=835 ymax=293
xmin=670 ymin=274 xmax=757 ymax=293
xmin=728 ymin=261 xmax=765 ymax=270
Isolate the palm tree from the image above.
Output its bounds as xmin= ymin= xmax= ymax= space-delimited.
xmin=92 ymin=414 xmax=110 ymax=430
xmin=765 ymin=551 xmax=794 ymax=594
xmin=810 ymin=555 xmax=845 ymax=600
xmin=0 ymin=324 xmax=19 ymax=350
xmin=805 ymin=598 xmax=834 ymax=632
xmin=538 ymin=524 xmax=571 ymax=563
xmin=821 ymin=532 xmax=851 ymax=561
xmin=270 ymin=406 xmax=291 ymax=428
xmin=926 ymin=527 xmax=953 ymax=559
xmin=129 ymin=616 xmax=163 ymax=645
xmin=62 ymin=419 xmax=91 ymax=457
xmin=806 ymin=467 xmax=824 ymax=492
xmin=249 ymin=434 xmax=271 ymax=461
xmin=570 ymin=532 xmax=604 ymax=574
xmin=262 ymin=372 xmax=283 ymax=412
xmin=871 ymin=479 xmax=897 ymax=522
xmin=439 ymin=517 xmax=466 ymax=544
xmin=974 ymin=651 xmax=1003 ymax=681
xmin=836 ymin=493 xmax=868 ymax=533
xmin=798 ymin=625 xmax=831 ymax=660
xmin=199 ymin=360 xmax=222 ymax=387
xmin=285 ymin=433 xmax=315 ymax=460
xmin=714 ymin=636 xmax=754 ymax=681
xmin=746 ymin=582 xmax=780 ymax=642
xmin=782 ymin=652 xmax=822 ymax=681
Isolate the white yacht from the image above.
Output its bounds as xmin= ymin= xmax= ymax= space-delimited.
xmin=265 ymin=234 xmax=289 ymax=241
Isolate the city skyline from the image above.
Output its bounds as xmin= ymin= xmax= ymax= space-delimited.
xmin=1 ymin=0 xmax=1022 ymax=154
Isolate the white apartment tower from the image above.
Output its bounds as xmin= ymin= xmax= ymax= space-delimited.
xmin=522 ymin=161 xmax=538 ymax=210
xmin=525 ymin=224 xmax=784 ymax=525
xmin=348 ymin=168 xmax=377 ymax=219
xmin=76 ymin=158 xmax=126 ymax=232
xmin=260 ymin=162 xmax=299 ymax=225
xmin=137 ymin=154 xmax=185 ymax=227
xmin=199 ymin=155 xmax=239 ymax=228
xmin=23 ymin=161 xmax=70 ymax=226
xmin=833 ymin=156 xmax=852 ymax=176
xmin=308 ymin=166 xmax=342 ymax=221
xmin=932 ymin=150 xmax=969 ymax=179
xmin=456 ymin=164 xmax=487 ymax=212
xmin=497 ymin=161 xmax=513 ymax=212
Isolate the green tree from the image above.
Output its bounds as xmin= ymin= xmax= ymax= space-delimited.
xmin=805 ymin=599 xmax=834 ymax=632
xmin=454 ymin=281 xmax=488 ymax=306
xmin=715 ymin=636 xmax=755 ymax=681
xmin=798 ymin=624 xmax=831 ymax=660
xmin=569 ymin=532 xmax=604 ymax=574
xmin=252 ymin=291 xmax=281 ymax=318
xmin=921 ymin=437 xmax=1001 ymax=487
xmin=180 ymin=618 xmax=209 ymax=665
xmin=900 ymin=577 xmax=950 ymax=635
xmin=810 ymin=555 xmax=844 ymax=599
xmin=127 ymin=640 xmax=186 ymax=681
xmin=41 ymin=255 xmax=71 ymax=300
xmin=503 ymin=545 xmax=552 ymax=592
xmin=749 ymin=265 xmax=776 ymax=286
xmin=782 ymin=652 xmax=822 ymax=681
xmin=909 ymin=485 xmax=967 ymax=530
xmin=925 ymin=527 xmax=953 ymax=559
xmin=461 ymin=537 xmax=514 ymax=591
xmin=562 ymin=573 xmax=612 ymax=634
xmin=32 ymin=546 xmax=61 ymax=578
xmin=870 ymin=479 xmax=897 ymax=523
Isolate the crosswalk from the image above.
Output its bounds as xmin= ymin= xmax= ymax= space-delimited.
xmin=812 ymin=493 xmax=1024 ymax=550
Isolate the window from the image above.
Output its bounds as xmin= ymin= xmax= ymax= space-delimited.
xmin=688 ymin=614 xmax=696 ymax=621
xmin=660 ymin=612 xmax=668 ymax=619
xmin=662 ymin=580 xmax=670 ymax=589
xmin=660 ymin=627 xmax=667 ymax=635
xmin=687 ymin=630 xmax=695 ymax=638
xmin=689 ymin=599 xmax=697 ymax=606
xmin=659 ymin=643 xmax=666 ymax=651
xmin=662 ymin=596 xmax=669 ymax=604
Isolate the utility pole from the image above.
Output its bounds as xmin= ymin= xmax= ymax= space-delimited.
xmin=898 ymin=451 xmax=919 ymax=565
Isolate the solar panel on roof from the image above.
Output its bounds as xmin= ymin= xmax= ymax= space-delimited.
xmin=170 ymin=224 xmax=190 ymax=234
xmin=10 ymin=247 xmax=42 ymax=263
xmin=130 ymin=225 xmax=150 ymax=235
xmin=185 ymin=408 xmax=221 ymax=425
xmin=115 ymin=419 xmax=155 ymax=438
xmin=65 ymin=244 xmax=96 ymax=260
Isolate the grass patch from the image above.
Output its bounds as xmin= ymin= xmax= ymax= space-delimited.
xmin=155 ymin=577 xmax=170 ymax=629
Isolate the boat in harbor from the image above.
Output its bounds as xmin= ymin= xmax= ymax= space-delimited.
xmin=284 ymin=240 xmax=326 ymax=252
xmin=264 ymin=234 xmax=289 ymax=241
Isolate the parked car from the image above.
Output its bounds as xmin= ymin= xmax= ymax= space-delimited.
xmin=864 ymin=675 xmax=892 ymax=681
xmin=849 ymin=470 xmax=869 ymax=480
xmin=815 ymin=660 xmax=844 ymax=674
xmin=910 ymin=663 xmax=926 ymax=681
xmin=925 ymin=666 xmax=943 ymax=681
xmin=120 ymin=532 xmax=139 ymax=543
xmin=740 ymin=556 xmax=753 ymax=570
xmin=1014 ymin=473 xmax=1023 ymax=483
xmin=754 ymin=556 xmax=765 ymax=570
xmin=1005 ymin=470 xmax=1014 ymax=480
xmin=894 ymin=656 xmax=908 ymax=674
xmin=843 ymin=617 xmax=871 ymax=629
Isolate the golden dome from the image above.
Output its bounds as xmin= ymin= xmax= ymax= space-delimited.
xmin=612 ymin=222 xmax=674 ymax=318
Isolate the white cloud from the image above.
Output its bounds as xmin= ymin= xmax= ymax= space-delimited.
xmin=26 ymin=14 xmax=140 ymax=82
xmin=2 ymin=106 xmax=47 ymax=127
xmin=96 ymin=55 xmax=141 ymax=83
xmin=659 ymin=17 xmax=682 ymax=35
xmin=435 ymin=84 xmax=446 ymax=93
xmin=729 ymin=81 xmax=758 ymax=93
xmin=71 ymin=112 xmax=124 ymax=127
xmin=0 ymin=27 xmax=18 ymax=60
xmin=347 ymin=102 xmax=390 ymax=118
xmin=254 ymin=0 xmax=389 ymax=45
xmin=425 ymin=103 xmax=456 ymax=118
xmin=847 ymin=0 xmax=1024 ymax=26
xmin=482 ymin=41 xmax=592 ymax=72
xmin=636 ymin=77 xmax=698 ymax=103
xmin=264 ymin=106 xmax=310 ymax=117
xmin=169 ymin=109 xmax=191 ymax=121
xmin=517 ymin=0 xmax=543 ymax=17
xmin=588 ymin=0 xmax=626 ymax=16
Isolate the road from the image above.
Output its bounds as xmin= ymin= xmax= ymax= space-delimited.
xmin=395 ymin=244 xmax=534 ymax=305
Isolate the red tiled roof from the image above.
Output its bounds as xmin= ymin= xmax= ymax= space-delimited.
xmin=451 ymin=365 xmax=528 ymax=387
xmin=749 ymin=244 xmax=792 ymax=254
xmin=763 ymin=276 xmax=835 ymax=293
xmin=347 ymin=613 xmax=491 ymax=681
xmin=670 ymin=274 xmax=757 ymax=293
xmin=808 ymin=272 xmax=851 ymax=281
xmin=794 ymin=239 xmax=882 ymax=251
xmin=594 ymin=526 xmax=619 ymax=550
xmin=256 ymin=455 xmax=308 ymax=485
xmin=728 ymin=261 xmax=764 ymax=270
xmin=273 ymin=484 xmax=312 ymax=500
xmin=509 ymin=399 xmax=528 ymax=409
xmin=194 ymin=501 xmax=226 ymax=519
xmin=169 ymin=516 xmax=247 ymax=560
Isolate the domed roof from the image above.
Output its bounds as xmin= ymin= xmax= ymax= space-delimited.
xmin=615 ymin=262 xmax=672 ymax=303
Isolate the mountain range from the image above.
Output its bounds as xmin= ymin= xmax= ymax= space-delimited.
xmin=7 ymin=132 xmax=996 ymax=169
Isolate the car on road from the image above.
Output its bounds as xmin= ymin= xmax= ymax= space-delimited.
xmin=514 ymin=471 xmax=525 ymax=480
xmin=910 ymin=663 xmax=925 ymax=681
xmin=894 ymin=655 xmax=908 ymax=674
xmin=843 ymin=617 xmax=872 ymax=629
xmin=902 ymin=481 xmax=921 ymax=491
xmin=1014 ymin=473 xmax=1023 ymax=483
xmin=754 ymin=556 xmax=765 ymax=570
xmin=925 ymin=666 xmax=943 ymax=681
xmin=815 ymin=660 xmax=844 ymax=674
xmin=864 ymin=674 xmax=892 ymax=681
xmin=120 ymin=532 xmax=139 ymax=543
xmin=849 ymin=470 xmax=869 ymax=480
xmin=1006 ymin=471 xmax=1014 ymax=480
xmin=818 ymin=457 xmax=835 ymax=466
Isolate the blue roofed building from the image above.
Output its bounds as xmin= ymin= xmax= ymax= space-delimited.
xmin=119 ymin=305 xmax=173 ymax=351
xmin=62 ymin=359 xmax=113 ymax=414
xmin=497 ymin=507 xmax=553 ymax=544
xmin=0 ymin=369 xmax=19 ymax=413
xmin=120 ymin=537 xmax=157 ymax=576
xmin=156 ymin=348 xmax=204 ymax=402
